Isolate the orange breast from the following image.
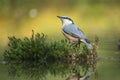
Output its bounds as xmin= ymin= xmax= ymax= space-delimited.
xmin=62 ymin=31 xmax=80 ymax=42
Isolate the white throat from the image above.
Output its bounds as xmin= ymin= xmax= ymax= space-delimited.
xmin=62 ymin=19 xmax=73 ymax=26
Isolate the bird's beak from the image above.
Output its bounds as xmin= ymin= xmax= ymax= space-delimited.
xmin=57 ymin=16 xmax=62 ymax=18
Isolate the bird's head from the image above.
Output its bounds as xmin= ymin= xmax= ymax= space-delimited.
xmin=57 ymin=16 xmax=74 ymax=26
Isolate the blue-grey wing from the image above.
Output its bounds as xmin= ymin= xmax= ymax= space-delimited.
xmin=63 ymin=24 xmax=87 ymax=39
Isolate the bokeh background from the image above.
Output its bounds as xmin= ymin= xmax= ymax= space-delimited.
xmin=0 ymin=0 xmax=120 ymax=80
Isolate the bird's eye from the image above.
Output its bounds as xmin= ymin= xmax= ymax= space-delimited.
xmin=65 ymin=17 xmax=68 ymax=19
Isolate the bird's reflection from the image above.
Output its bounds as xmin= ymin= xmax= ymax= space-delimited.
xmin=66 ymin=71 xmax=93 ymax=80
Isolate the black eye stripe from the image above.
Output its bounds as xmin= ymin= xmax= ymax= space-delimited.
xmin=63 ymin=17 xmax=70 ymax=19
xmin=62 ymin=17 xmax=72 ymax=21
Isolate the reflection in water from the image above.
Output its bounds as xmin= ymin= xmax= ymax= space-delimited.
xmin=6 ymin=57 xmax=97 ymax=80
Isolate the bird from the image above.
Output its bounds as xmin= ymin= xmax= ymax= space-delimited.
xmin=57 ymin=16 xmax=93 ymax=49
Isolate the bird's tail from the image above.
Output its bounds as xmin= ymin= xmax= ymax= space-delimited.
xmin=86 ymin=43 xmax=93 ymax=49
xmin=81 ymin=39 xmax=93 ymax=49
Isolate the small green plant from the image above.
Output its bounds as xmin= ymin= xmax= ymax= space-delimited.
xmin=3 ymin=30 xmax=91 ymax=62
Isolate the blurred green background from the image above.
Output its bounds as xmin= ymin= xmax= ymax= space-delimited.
xmin=0 ymin=0 xmax=120 ymax=80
